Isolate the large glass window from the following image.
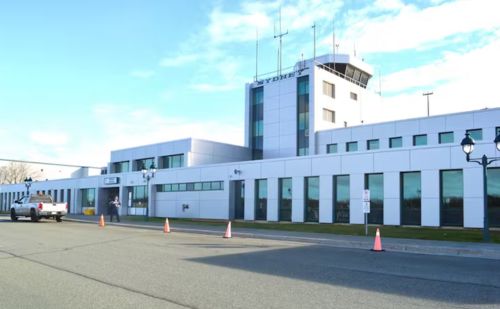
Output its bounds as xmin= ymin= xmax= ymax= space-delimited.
xmin=134 ymin=158 xmax=154 ymax=172
xmin=413 ymin=134 xmax=427 ymax=146
xmin=488 ymin=168 xmax=500 ymax=227
xmin=279 ymin=178 xmax=292 ymax=221
xmin=305 ymin=177 xmax=319 ymax=222
xmin=366 ymin=174 xmax=383 ymax=224
xmin=401 ymin=172 xmax=421 ymax=225
xmin=113 ymin=161 xmax=129 ymax=173
xmin=389 ymin=137 xmax=402 ymax=148
xmin=80 ymin=188 xmax=96 ymax=208
xmin=367 ymin=139 xmax=379 ymax=150
xmin=496 ymin=127 xmax=500 ymax=137
xmin=255 ymin=179 xmax=267 ymax=220
xmin=297 ymin=76 xmax=309 ymax=156
xmin=466 ymin=129 xmax=482 ymax=141
xmin=160 ymin=154 xmax=184 ymax=169
xmin=440 ymin=170 xmax=463 ymax=227
xmin=334 ymin=175 xmax=350 ymax=223
xmin=327 ymin=143 xmax=338 ymax=153
xmin=439 ymin=132 xmax=454 ymax=144
xmin=234 ymin=180 xmax=245 ymax=220
xmin=131 ymin=186 xmax=147 ymax=208
xmin=251 ymin=87 xmax=264 ymax=160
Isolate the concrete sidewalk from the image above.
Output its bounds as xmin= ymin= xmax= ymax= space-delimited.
xmin=65 ymin=214 xmax=500 ymax=260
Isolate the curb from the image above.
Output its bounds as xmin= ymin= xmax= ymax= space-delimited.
xmin=64 ymin=217 xmax=500 ymax=260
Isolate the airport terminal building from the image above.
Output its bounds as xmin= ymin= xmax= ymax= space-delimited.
xmin=1 ymin=54 xmax=499 ymax=228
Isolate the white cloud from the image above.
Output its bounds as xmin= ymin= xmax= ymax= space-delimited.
xmin=190 ymin=83 xmax=239 ymax=92
xmin=342 ymin=0 xmax=500 ymax=53
xmin=129 ymin=70 xmax=155 ymax=78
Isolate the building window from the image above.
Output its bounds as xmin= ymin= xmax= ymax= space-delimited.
xmin=327 ymin=143 xmax=338 ymax=153
xmin=346 ymin=141 xmax=358 ymax=152
xmin=160 ymin=154 xmax=184 ymax=169
xmin=322 ymin=81 xmax=335 ymax=98
xmin=488 ymin=168 xmax=500 ymax=227
xmin=496 ymin=127 xmax=500 ymax=137
xmin=279 ymin=178 xmax=292 ymax=221
xmin=80 ymin=188 xmax=96 ymax=209
xmin=255 ymin=179 xmax=267 ymax=220
xmin=251 ymin=87 xmax=264 ymax=160
xmin=466 ymin=128 xmax=482 ymax=141
xmin=158 ymin=181 xmax=224 ymax=192
xmin=322 ymin=108 xmax=335 ymax=123
xmin=440 ymin=170 xmax=463 ymax=227
xmin=413 ymin=134 xmax=427 ymax=146
xmin=365 ymin=173 xmax=383 ymax=224
xmin=234 ymin=180 xmax=245 ymax=220
xmin=305 ymin=177 xmax=319 ymax=222
xmin=131 ymin=186 xmax=147 ymax=209
xmin=367 ymin=139 xmax=379 ymax=150
xmin=401 ymin=172 xmax=421 ymax=226
xmin=134 ymin=158 xmax=154 ymax=172
xmin=113 ymin=161 xmax=129 ymax=173
xmin=439 ymin=132 xmax=454 ymax=144
xmin=350 ymin=92 xmax=358 ymax=100
xmin=389 ymin=137 xmax=402 ymax=148
xmin=334 ymin=175 xmax=350 ymax=223
xmin=297 ymin=76 xmax=310 ymax=156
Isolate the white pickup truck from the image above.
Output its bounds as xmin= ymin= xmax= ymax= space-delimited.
xmin=11 ymin=194 xmax=68 ymax=222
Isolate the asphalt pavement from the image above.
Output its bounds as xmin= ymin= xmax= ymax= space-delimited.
xmin=65 ymin=214 xmax=500 ymax=260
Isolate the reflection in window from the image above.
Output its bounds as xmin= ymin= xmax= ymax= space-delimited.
xmin=439 ymin=132 xmax=454 ymax=144
xmin=80 ymin=188 xmax=96 ymax=208
xmin=335 ymin=175 xmax=350 ymax=223
xmin=279 ymin=178 xmax=292 ymax=221
xmin=413 ymin=134 xmax=427 ymax=146
xmin=297 ymin=76 xmax=310 ymax=156
xmin=255 ymin=179 xmax=267 ymax=220
xmin=366 ymin=174 xmax=383 ymax=224
xmin=488 ymin=168 xmax=500 ymax=227
xmin=390 ymin=137 xmax=402 ymax=148
xmin=346 ymin=141 xmax=358 ymax=152
xmin=131 ymin=186 xmax=147 ymax=208
xmin=327 ymin=143 xmax=338 ymax=153
xmin=401 ymin=172 xmax=421 ymax=225
xmin=305 ymin=177 xmax=319 ymax=222
xmin=440 ymin=170 xmax=463 ymax=227
xmin=367 ymin=139 xmax=379 ymax=150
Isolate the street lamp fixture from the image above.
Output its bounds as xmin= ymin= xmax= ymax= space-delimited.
xmin=24 ymin=177 xmax=33 ymax=196
xmin=142 ymin=163 xmax=156 ymax=219
xmin=460 ymin=132 xmax=500 ymax=242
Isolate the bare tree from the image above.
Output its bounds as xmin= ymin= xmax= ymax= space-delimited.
xmin=0 ymin=162 xmax=42 ymax=184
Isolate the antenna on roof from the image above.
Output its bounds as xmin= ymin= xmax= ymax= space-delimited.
xmin=332 ymin=19 xmax=336 ymax=72
xmin=312 ymin=22 xmax=316 ymax=62
xmin=274 ymin=7 xmax=288 ymax=75
xmin=353 ymin=42 xmax=357 ymax=57
xmin=255 ymin=28 xmax=259 ymax=81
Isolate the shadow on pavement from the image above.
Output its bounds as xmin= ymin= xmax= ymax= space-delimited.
xmin=189 ymin=244 xmax=500 ymax=305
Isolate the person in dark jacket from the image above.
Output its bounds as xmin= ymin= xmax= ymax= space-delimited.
xmin=109 ymin=195 xmax=121 ymax=222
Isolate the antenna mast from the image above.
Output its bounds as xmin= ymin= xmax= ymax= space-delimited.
xmin=312 ymin=22 xmax=316 ymax=61
xmin=255 ymin=28 xmax=259 ymax=81
xmin=274 ymin=7 xmax=288 ymax=75
xmin=332 ymin=20 xmax=336 ymax=72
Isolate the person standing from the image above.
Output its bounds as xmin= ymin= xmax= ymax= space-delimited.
xmin=109 ymin=195 xmax=121 ymax=222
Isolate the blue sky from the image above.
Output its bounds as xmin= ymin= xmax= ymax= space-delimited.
xmin=0 ymin=0 xmax=499 ymax=175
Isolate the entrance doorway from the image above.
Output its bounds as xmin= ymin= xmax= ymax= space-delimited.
xmin=98 ymin=187 xmax=119 ymax=215
xmin=231 ymin=180 xmax=245 ymax=220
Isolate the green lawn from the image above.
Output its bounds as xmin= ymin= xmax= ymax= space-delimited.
xmin=124 ymin=216 xmax=500 ymax=243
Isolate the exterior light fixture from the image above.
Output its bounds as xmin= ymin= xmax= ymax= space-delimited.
xmin=24 ymin=177 xmax=33 ymax=196
xmin=460 ymin=132 xmax=500 ymax=242
xmin=142 ymin=162 xmax=156 ymax=220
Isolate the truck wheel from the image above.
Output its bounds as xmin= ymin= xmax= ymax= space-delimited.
xmin=56 ymin=216 xmax=62 ymax=222
xmin=10 ymin=209 xmax=18 ymax=222
xmin=30 ymin=208 xmax=40 ymax=222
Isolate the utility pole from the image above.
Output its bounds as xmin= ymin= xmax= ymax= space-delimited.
xmin=423 ymin=92 xmax=433 ymax=117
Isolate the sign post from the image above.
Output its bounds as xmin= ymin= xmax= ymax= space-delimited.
xmin=362 ymin=190 xmax=370 ymax=236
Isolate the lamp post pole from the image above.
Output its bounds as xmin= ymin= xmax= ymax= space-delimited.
xmin=461 ymin=133 xmax=500 ymax=242
xmin=24 ymin=177 xmax=33 ymax=196
xmin=142 ymin=163 xmax=156 ymax=220
xmin=423 ymin=92 xmax=433 ymax=117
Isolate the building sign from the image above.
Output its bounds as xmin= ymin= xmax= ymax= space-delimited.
xmin=104 ymin=177 xmax=120 ymax=185
xmin=254 ymin=68 xmax=307 ymax=86
xmin=362 ymin=189 xmax=370 ymax=213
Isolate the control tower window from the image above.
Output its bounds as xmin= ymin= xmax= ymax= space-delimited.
xmin=323 ymin=81 xmax=335 ymax=98
xmin=350 ymin=92 xmax=358 ymax=101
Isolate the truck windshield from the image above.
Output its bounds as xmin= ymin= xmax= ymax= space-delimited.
xmin=29 ymin=195 xmax=53 ymax=203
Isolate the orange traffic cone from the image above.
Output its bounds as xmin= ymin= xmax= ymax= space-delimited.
xmin=371 ymin=228 xmax=384 ymax=252
xmin=223 ymin=221 xmax=232 ymax=238
xmin=164 ymin=218 xmax=171 ymax=233
xmin=99 ymin=214 xmax=105 ymax=228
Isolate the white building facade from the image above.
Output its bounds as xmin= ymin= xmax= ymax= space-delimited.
xmin=1 ymin=54 xmax=499 ymax=228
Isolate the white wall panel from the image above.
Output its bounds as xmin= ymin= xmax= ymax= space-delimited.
xmin=292 ymin=177 xmax=304 ymax=222
xmin=319 ymin=175 xmax=333 ymax=223
xmin=349 ymin=174 xmax=364 ymax=224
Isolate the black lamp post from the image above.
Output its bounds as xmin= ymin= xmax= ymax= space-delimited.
xmin=141 ymin=163 xmax=156 ymax=219
xmin=24 ymin=177 xmax=33 ymax=196
xmin=460 ymin=132 xmax=500 ymax=242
